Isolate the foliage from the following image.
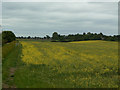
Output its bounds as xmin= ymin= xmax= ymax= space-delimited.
xmin=2 ymin=31 xmax=16 ymax=45
xmin=46 ymin=35 xmax=50 ymax=39
xmin=17 ymin=35 xmax=51 ymax=40
xmin=16 ymin=32 xmax=119 ymax=42
xmin=52 ymin=32 xmax=59 ymax=41
xmin=51 ymin=32 xmax=119 ymax=42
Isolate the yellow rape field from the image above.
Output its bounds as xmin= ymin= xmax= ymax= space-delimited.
xmin=19 ymin=40 xmax=118 ymax=88
xmin=69 ymin=40 xmax=104 ymax=43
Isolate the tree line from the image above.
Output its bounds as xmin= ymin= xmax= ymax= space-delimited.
xmin=52 ymin=32 xmax=119 ymax=42
xmin=16 ymin=32 xmax=119 ymax=42
xmin=2 ymin=31 xmax=120 ymax=45
xmin=16 ymin=35 xmax=51 ymax=40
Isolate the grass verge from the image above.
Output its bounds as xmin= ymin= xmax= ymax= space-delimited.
xmin=2 ymin=41 xmax=22 ymax=88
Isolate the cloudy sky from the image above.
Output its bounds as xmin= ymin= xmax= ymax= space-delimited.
xmin=2 ymin=2 xmax=118 ymax=37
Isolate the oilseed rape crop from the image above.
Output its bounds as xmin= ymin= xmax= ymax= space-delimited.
xmin=19 ymin=40 xmax=118 ymax=88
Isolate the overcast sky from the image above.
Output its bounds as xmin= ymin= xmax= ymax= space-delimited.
xmin=2 ymin=2 xmax=118 ymax=37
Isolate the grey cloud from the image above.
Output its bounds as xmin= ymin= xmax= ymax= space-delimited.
xmin=2 ymin=2 xmax=118 ymax=37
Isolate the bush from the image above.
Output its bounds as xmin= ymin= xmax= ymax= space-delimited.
xmin=2 ymin=31 xmax=16 ymax=45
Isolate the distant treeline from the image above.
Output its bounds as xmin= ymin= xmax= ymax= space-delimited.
xmin=16 ymin=35 xmax=51 ymax=40
xmin=2 ymin=31 xmax=120 ymax=45
xmin=17 ymin=32 xmax=119 ymax=42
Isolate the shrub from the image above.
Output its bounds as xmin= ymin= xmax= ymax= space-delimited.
xmin=2 ymin=31 xmax=16 ymax=45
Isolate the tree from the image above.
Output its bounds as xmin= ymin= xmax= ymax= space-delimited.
xmin=46 ymin=35 xmax=50 ymax=39
xmin=52 ymin=32 xmax=59 ymax=40
xmin=2 ymin=31 xmax=16 ymax=45
xmin=27 ymin=36 xmax=31 ymax=39
xmin=83 ymin=32 xmax=86 ymax=35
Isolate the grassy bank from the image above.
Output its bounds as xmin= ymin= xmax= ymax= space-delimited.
xmin=2 ymin=41 xmax=22 ymax=88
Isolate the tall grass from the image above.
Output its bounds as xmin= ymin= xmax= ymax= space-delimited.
xmin=2 ymin=41 xmax=17 ymax=59
xmin=2 ymin=41 xmax=22 ymax=88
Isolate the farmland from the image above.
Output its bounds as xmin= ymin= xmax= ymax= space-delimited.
xmin=2 ymin=40 xmax=118 ymax=88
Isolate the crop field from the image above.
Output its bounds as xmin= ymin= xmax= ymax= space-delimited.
xmin=3 ymin=40 xmax=118 ymax=88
